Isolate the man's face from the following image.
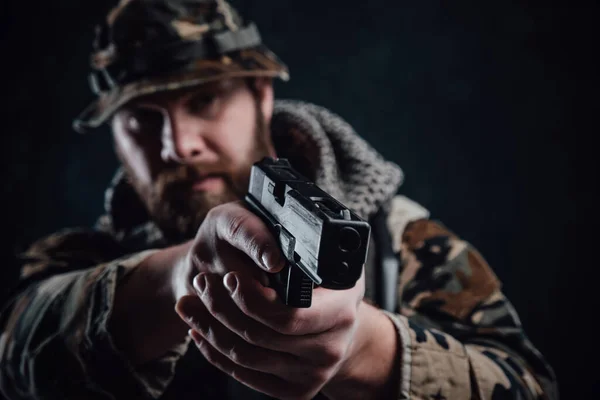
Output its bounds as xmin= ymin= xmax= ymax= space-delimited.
xmin=111 ymin=78 xmax=276 ymax=241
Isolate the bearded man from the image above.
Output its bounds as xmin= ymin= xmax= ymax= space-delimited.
xmin=0 ymin=1 xmax=557 ymax=399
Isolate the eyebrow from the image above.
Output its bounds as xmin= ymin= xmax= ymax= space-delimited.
xmin=129 ymin=78 xmax=243 ymax=109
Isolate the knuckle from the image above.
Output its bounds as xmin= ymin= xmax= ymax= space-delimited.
xmin=201 ymin=289 xmax=223 ymax=316
xmin=233 ymin=287 xmax=251 ymax=311
xmin=247 ymin=238 xmax=264 ymax=265
xmin=208 ymin=303 xmax=226 ymax=321
xmin=242 ymin=328 xmax=263 ymax=346
xmin=185 ymin=315 xmax=200 ymax=331
xmin=277 ymin=318 xmax=297 ymax=335
xmin=208 ymin=328 xmax=241 ymax=364
xmin=198 ymin=342 xmax=215 ymax=362
xmin=320 ymin=344 xmax=346 ymax=365
xmin=236 ymin=291 xmax=266 ymax=322
xmin=192 ymin=232 xmax=216 ymax=266
xmin=228 ymin=344 xmax=243 ymax=364
xmin=226 ymin=212 xmax=250 ymax=242
xmin=192 ymin=245 xmax=211 ymax=266
xmin=204 ymin=206 xmax=221 ymax=224
xmin=277 ymin=312 xmax=306 ymax=335
xmin=309 ymin=367 xmax=331 ymax=385
xmin=337 ymin=309 xmax=357 ymax=329
xmin=252 ymin=231 xmax=273 ymax=259
xmin=187 ymin=315 xmax=205 ymax=333
xmin=204 ymin=325 xmax=217 ymax=343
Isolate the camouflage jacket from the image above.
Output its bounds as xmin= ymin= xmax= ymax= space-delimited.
xmin=0 ymin=101 xmax=557 ymax=399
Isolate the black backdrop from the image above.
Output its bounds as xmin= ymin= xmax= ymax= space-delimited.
xmin=0 ymin=1 xmax=596 ymax=398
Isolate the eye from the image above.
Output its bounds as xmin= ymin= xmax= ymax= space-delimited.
xmin=125 ymin=108 xmax=164 ymax=135
xmin=187 ymin=92 xmax=220 ymax=118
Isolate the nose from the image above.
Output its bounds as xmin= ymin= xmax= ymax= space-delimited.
xmin=160 ymin=110 xmax=208 ymax=164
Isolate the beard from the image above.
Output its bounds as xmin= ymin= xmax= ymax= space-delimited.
xmin=120 ymin=105 xmax=272 ymax=243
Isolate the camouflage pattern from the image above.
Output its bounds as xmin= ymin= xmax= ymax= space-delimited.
xmin=0 ymin=100 xmax=558 ymax=399
xmin=73 ymin=0 xmax=289 ymax=133
xmin=383 ymin=212 xmax=558 ymax=400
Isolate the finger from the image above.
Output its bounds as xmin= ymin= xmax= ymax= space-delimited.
xmin=186 ymin=273 xmax=296 ymax=353
xmin=175 ymin=294 xmax=206 ymax=328
xmin=205 ymin=202 xmax=285 ymax=272
xmin=205 ymin=245 xmax=270 ymax=286
xmin=176 ymin=282 xmax=322 ymax=382
xmin=230 ymin=270 xmax=360 ymax=336
xmin=190 ymin=272 xmax=352 ymax=368
xmin=189 ymin=307 xmax=332 ymax=385
xmin=191 ymin=334 xmax=317 ymax=400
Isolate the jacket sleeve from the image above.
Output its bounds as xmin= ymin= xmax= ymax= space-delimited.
xmin=382 ymin=196 xmax=558 ymax=400
xmin=0 ymin=230 xmax=190 ymax=400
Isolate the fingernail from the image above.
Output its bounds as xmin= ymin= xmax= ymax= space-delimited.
xmin=261 ymin=253 xmax=272 ymax=270
xmin=263 ymin=250 xmax=284 ymax=271
xmin=194 ymin=274 xmax=207 ymax=295
xmin=188 ymin=329 xmax=200 ymax=344
xmin=224 ymin=273 xmax=238 ymax=294
xmin=262 ymin=253 xmax=273 ymax=270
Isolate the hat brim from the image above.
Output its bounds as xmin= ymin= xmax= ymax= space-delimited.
xmin=73 ymin=46 xmax=289 ymax=133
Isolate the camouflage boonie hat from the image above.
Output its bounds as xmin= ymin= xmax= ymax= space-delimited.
xmin=73 ymin=0 xmax=289 ymax=133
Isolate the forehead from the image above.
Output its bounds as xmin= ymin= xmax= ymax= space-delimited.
xmin=125 ymin=78 xmax=246 ymax=108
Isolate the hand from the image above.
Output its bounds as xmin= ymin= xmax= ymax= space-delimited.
xmin=176 ymin=270 xmax=365 ymax=400
xmin=171 ymin=200 xmax=286 ymax=301
xmin=109 ymin=200 xmax=292 ymax=367
xmin=171 ymin=200 xmax=397 ymax=399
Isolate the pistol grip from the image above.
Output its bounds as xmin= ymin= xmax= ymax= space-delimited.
xmin=269 ymin=265 xmax=313 ymax=308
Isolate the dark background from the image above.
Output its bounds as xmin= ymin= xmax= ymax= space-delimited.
xmin=0 ymin=0 xmax=595 ymax=398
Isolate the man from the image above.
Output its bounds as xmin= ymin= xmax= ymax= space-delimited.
xmin=0 ymin=0 xmax=557 ymax=399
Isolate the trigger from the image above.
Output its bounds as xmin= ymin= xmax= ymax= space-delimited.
xmin=277 ymin=227 xmax=296 ymax=261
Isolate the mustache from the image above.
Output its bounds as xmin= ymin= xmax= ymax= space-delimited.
xmin=154 ymin=165 xmax=231 ymax=192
